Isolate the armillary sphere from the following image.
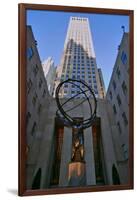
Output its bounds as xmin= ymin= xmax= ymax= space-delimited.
xmin=55 ymin=79 xmax=97 ymax=129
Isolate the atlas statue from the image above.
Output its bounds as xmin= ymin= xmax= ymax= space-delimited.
xmin=55 ymin=79 xmax=97 ymax=162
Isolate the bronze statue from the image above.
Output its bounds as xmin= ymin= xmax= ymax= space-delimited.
xmin=55 ymin=79 xmax=97 ymax=163
xmin=71 ymin=126 xmax=84 ymax=162
xmin=71 ymin=119 xmax=84 ymax=162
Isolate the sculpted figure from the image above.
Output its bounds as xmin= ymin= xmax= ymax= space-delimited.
xmin=71 ymin=120 xmax=84 ymax=162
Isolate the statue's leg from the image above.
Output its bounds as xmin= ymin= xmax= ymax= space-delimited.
xmin=71 ymin=146 xmax=75 ymax=161
xmin=80 ymin=146 xmax=84 ymax=161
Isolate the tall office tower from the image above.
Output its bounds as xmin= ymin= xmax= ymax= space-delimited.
xmin=54 ymin=16 xmax=105 ymax=98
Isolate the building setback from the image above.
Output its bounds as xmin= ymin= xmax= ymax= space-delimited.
xmin=106 ymin=32 xmax=129 ymax=183
xmin=98 ymin=68 xmax=106 ymax=98
xmin=54 ymin=17 xmax=105 ymax=98
xmin=42 ymin=57 xmax=56 ymax=96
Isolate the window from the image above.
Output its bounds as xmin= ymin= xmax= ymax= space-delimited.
xmin=39 ymin=78 xmax=43 ymax=89
xmin=72 ymin=75 xmax=76 ymax=79
xmin=32 ymin=92 xmax=38 ymax=106
xmin=121 ymin=144 xmax=128 ymax=160
xmin=93 ymin=79 xmax=96 ymax=83
xmin=33 ymin=64 xmax=39 ymax=76
xmin=117 ymin=122 xmax=122 ymax=134
xmin=116 ymin=67 xmax=121 ymax=79
xmin=71 ymin=91 xmax=75 ymax=94
xmin=27 ymin=47 xmax=34 ymax=60
xmin=38 ymin=104 xmax=42 ymax=114
xmin=117 ymin=94 xmax=121 ymax=106
xmin=109 ymin=91 xmax=112 ymax=100
xmin=72 ymin=85 xmax=75 ymax=88
xmin=93 ymin=75 xmax=96 ymax=79
xmin=61 ymin=74 xmax=64 ymax=79
xmin=26 ymin=112 xmax=31 ymax=124
xmin=121 ymin=51 xmax=127 ymax=65
xmin=42 ymin=89 xmax=46 ymax=98
xmin=122 ymin=81 xmax=127 ymax=95
xmin=112 ymin=80 xmax=116 ymax=90
xmin=31 ymin=122 xmax=37 ymax=136
xmin=27 ymin=79 xmax=32 ymax=94
xmin=94 ymin=85 xmax=97 ymax=89
xmin=64 ymin=84 xmax=68 ymax=88
xmin=113 ymin=104 xmax=117 ymax=115
xmin=122 ymin=112 xmax=128 ymax=126
xmin=94 ymin=90 xmax=98 ymax=94
xmin=77 ymin=75 xmax=80 ymax=79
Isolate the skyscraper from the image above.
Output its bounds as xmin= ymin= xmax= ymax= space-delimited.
xmin=54 ymin=16 xmax=105 ymax=98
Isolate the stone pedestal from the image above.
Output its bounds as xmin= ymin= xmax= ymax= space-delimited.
xmin=68 ymin=162 xmax=86 ymax=186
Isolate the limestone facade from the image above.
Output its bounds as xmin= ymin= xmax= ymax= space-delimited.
xmin=106 ymin=32 xmax=129 ymax=183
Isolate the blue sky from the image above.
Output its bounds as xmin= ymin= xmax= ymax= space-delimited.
xmin=27 ymin=10 xmax=129 ymax=89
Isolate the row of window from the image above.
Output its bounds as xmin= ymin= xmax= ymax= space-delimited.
xmin=63 ymin=65 xmax=95 ymax=70
xmin=62 ymin=65 xmax=95 ymax=72
xmin=64 ymin=57 xmax=94 ymax=62
xmin=61 ymin=74 xmax=96 ymax=82
xmin=66 ymin=49 xmax=90 ymax=54
xmin=27 ymin=104 xmax=42 ymax=126
xmin=68 ymin=39 xmax=89 ymax=43
xmin=64 ymin=81 xmax=96 ymax=89
xmin=67 ymin=69 xmax=95 ymax=74
xmin=27 ymin=105 xmax=42 ymax=136
xmin=109 ymin=80 xmax=128 ymax=100
xmin=64 ymin=61 xmax=94 ymax=65
xmin=66 ymin=46 xmax=91 ymax=51
xmin=113 ymin=105 xmax=128 ymax=126
xmin=66 ymin=47 xmax=91 ymax=52
xmin=65 ymin=52 xmax=93 ymax=57
xmin=63 ymin=84 xmax=98 ymax=93
xmin=110 ymin=93 xmax=121 ymax=108
xmin=62 ymin=67 xmax=95 ymax=72
xmin=65 ymin=55 xmax=93 ymax=60
xmin=27 ymin=83 xmax=46 ymax=107
xmin=64 ymin=89 xmax=98 ymax=95
xmin=71 ymin=17 xmax=87 ymax=21
xmin=64 ymin=62 xmax=94 ymax=67
xmin=27 ymin=76 xmax=44 ymax=94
